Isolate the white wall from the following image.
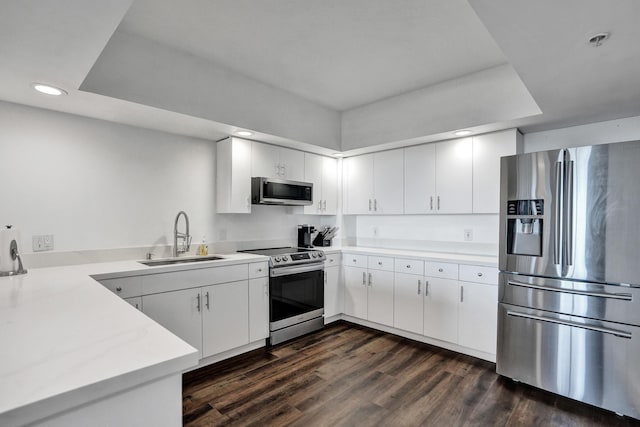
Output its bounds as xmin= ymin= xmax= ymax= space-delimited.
xmin=525 ymin=115 xmax=640 ymax=152
xmin=0 ymin=101 xmax=334 ymax=256
xmin=355 ymin=215 xmax=499 ymax=255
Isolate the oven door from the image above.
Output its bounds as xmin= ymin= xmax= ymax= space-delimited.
xmin=269 ymin=263 xmax=324 ymax=330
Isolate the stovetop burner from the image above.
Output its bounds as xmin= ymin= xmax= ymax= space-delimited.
xmin=238 ymin=247 xmax=325 ymax=267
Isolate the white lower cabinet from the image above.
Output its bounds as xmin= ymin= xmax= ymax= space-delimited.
xmin=344 ymin=266 xmax=368 ymax=319
xmin=143 ymin=288 xmax=204 ymax=359
xmin=367 ymin=270 xmax=394 ymax=326
xmin=423 ymin=277 xmax=459 ymax=343
xmin=393 ymin=273 xmax=423 ymax=335
xmin=324 ymin=265 xmax=343 ymax=319
xmin=249 ymin=277 xmax=269 ymax=342
xmin=458 ymin=281 xmax=498 ymax=354
xmin=202 ymin=281 xmax=249 ymax=358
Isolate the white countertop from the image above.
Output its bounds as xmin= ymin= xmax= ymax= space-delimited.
xmin=337 ymin=246 xmax=498 ymax=267
xmin=0 ymin=252 xmax=266 ymax=426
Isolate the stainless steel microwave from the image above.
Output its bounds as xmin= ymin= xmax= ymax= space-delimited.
xmin=251 ymin=177 xmax=313 ymax=206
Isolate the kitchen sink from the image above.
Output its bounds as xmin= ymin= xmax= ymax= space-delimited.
xmin=139 ymin=255 xmax=224 ymax=267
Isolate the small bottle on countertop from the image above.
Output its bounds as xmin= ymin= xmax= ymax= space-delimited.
xmin=199 ymin=236 xmax=208 ymax=256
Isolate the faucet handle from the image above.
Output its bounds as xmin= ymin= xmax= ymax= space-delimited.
xmin=186 ymin=235 xmax=192 ymax=252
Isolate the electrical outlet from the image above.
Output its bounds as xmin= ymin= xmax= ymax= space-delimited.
xmin=464 ymin=229 xmax=473 ymax=241
xmin=32 ymin=234 xmax=54 ymax=252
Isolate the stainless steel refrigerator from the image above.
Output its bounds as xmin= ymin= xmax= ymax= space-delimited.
xmin=497 ymin=140 xmax=640 ymax=418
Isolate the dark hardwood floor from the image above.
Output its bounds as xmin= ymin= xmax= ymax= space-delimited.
xmin=183 ymin=321 xmax=640 ymax=426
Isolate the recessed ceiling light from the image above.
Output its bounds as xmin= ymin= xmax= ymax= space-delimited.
xmin=32 ymin=83 xmax=67 ymax=96
xmin=454 ymin=130 xmax=473 ymax=137
xmin=236 ymin=131 xmax=253 ymax=137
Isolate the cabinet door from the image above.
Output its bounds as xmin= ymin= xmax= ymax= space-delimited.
xmin=373 ymin=150 xmax=404 ymax=214
xmin=249 ymin=277 xmax=269 ymax=342
xmin=321 ymin=156 xmax=338 ymax=215
xmin=458 ymin=282 xmax=498 ymax=354
xmin=404 ymin=144 xmax=436 ymax=214
xmin=344 ymin=154 xmax=374 ymax=214
xmin=142 ymin=289 xmax=203 ymax=359
xmin=216 ymin=137 xmax=251 ymax=213
xmin=473 ymin=130 xmax=519 ymax=213
xmin=343 ymin=266 xmax=368 ymax=319
xmin=393 ymin=273 xmax=423 ymax=335
xmin=251 ymin=141 xmax=280 ymax=178
xmin=202 ymin=281 xmax=249 ymax=358
xmin=423 ymin=277 xmax=458 ymax=343
xmin=324 ymin=265 xmax=343 ymax=319
xmin=279 ymin=147 xmax=305 ymax=181
xmin=367 ymin=270 xmax=394 ymax=326
xmin=435 ymin=138 xmax=472 ymax=213
xmin=304 ymin=153 xmax=324 ymax=215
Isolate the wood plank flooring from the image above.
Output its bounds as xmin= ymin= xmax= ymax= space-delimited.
xmin=183 ymin=321 xmax=640 ymax=426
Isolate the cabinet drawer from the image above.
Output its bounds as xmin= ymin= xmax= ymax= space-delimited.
xmin=324 ymin=253 xmax=341 ymax=267
xmin=368 ymin=256 xmax=394 ymax=271
xmin=249 ymin=262 xmax=269 ymax=279
xmin=459 ymin=264 xmax=498 ymax=285
xmin=343 ymin=253 xmax=367 ymax=268
xmin=394 ymin=258 xmax=424 ymax=275
xmin=425 ymin=262 xmax=458 ymax=280
xmin=100 ymin=276 xmax=143 ymax=298
xmin=142 ymin=264 xmax=249 ymax=295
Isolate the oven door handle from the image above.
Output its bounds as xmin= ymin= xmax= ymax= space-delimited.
xmin=270 ymin=263 xmax=324 ymax=277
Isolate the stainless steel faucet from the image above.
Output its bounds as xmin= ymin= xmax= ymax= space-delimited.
xmin=173 ymin=211 xmax=191 ymax=257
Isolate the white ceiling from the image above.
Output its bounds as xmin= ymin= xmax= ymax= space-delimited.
xmin=119 ymin=0 xmax=507 ymax=111
xmin=1 ymin=0 xmax=640 ymax=153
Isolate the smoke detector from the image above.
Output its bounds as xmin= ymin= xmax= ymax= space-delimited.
xmin=588 ymin=32 xmax=610 ymax=47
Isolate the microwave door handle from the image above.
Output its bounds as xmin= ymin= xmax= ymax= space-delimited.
xmin=554 ymin=160 xmax=563 ymax=265
xmin=564 ymin=159 xmax=574 ymax=266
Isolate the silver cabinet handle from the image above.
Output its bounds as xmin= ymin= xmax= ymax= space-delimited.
xmin=507 ymin=280 xmax=632 ymax=301
xmin=246 ymin=196 xmax=251 ymax=209
xmin=368 ymin=273 xmax=372 ymax=287
xmin=477 ymin=272 xmax=483 ymax=277
xmin=438 ymin=268 xmax=443 ymax=273
xmin=323 ymin=200 xmax=327 ymax=211
xmin=437 ymin=195 xmax=440 ymax=210
xmin=205 ymin=291 xmax=210 ymax=310
xmin=507 ymin=310 xmax=632 ymax=339
xmin=196 ymin=293 xmax=201 ymax=312
xmin=425 ymin=281 xmax=429 ymax=297
xmin=116 ymin=286 xmax=122 ymax=292
xmin=362 ymin=271 xmax=366 ymax=285
xmin=368 ymin=199 xmax=372 ymax=211
xmin=418 ymin=279 xmax=421 ymax=295
xmin=353 ymin=258 xmax=357 ymax=263
xmin=264 ymin=283 xmax=268 ymax=297
xmin=378 ymin=261 xmax=382 ymax=266
xmin=460 ymin=286 xmax=464 ymax=303
xmin=135 ymin=303 xmax=139 ymax=309
xmin=430 ymin=196 xmax=433 ymax=211
xmin=318 ymin=201 xmax=322 ymax=211
xmin=406 ymin=265 xmax=411 ymax=269
xmin=258 ymin=268 xmax=263 ymax=272
xmin=374 ymin=199 xmax=378 ymax=211
xmin=281 ymin=164 xmax=286 ymax=177
xmin=329 ymin=259 xmax=334 ymax=263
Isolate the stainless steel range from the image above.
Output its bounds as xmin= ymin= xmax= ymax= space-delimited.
xmin=238 ymin=247 xmax=325 ymax=345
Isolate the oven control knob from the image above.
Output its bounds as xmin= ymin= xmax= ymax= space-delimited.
xmin=274 ymin=256 xmax=281 ymax=262
xmin=311 ymin=252 xmax=317 ymax=258
xmin=282 ymin=256 xmax=289 ymax=261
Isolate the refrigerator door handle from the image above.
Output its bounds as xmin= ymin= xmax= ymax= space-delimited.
xmin=564 ymin=160 xmax=574 ymax=266
xmin=554 ymin=161 xmax=563 ymax=265
xmin=507 ymin=280 xmax=633 ymax=301
xmin=507 ymin=310 xmax=632 ymax=339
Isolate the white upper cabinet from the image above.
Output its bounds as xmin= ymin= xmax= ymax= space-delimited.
xmin=344 ymin=150 xmax=403 ymax=214
xmin=304 ymin=153 xmax=337 ymax=215
xmin=343 ymin=154 xmax=374 ymax=214
xmin=216 ymin=137 xmax=252 ymax=214
xmin=404 ymin=138 xmax=472 ymax=214
xmin=404 ymin=144 xmax=436 ymax=214
xmin=251 ymin=141 xmax=304 ymax=181
xmin=472 ymin=129 xmax=522 ymax=213
xmin=436 ymin=137 xmax=473 ymax=214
